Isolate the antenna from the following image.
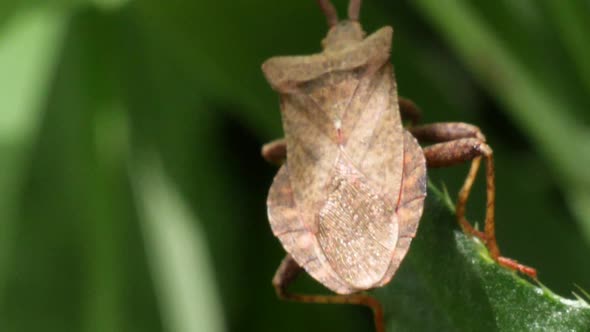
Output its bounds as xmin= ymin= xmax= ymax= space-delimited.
xmin=316 ymin=0 xmax=339 ymax=27
xmin=348 ymin=0 xmax=362 ymax=21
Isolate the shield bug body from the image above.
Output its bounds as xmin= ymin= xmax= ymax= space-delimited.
xmin=261 ymin=1 xmax=535 ymax=331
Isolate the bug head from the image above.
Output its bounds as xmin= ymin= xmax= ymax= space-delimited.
xmin=317 ymin=0 xmax=366 ymax=51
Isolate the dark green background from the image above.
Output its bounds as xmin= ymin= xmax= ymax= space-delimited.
xmin=1 ymin=1 xmax=589 ymax=331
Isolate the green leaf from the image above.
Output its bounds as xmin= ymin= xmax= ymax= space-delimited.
xmin=411 ymin=0 xmax=590 ymax=245
xmin=0 ymin=5 xmax=68 ymax=302
xmin=372 ymin=184 xmax=590 ymax=331
xmin=131 ymin=155 xmax=226 ymax=332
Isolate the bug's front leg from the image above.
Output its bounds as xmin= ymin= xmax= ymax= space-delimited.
xmin=273 ymin=255 xmax=385 ymax=332
xmin=398 ymin=97 xmax=422 ymax=126
xmin=410 ymin=123 xmax=537 ymax=278
xmin=262 ymin=138 xmax=286 ymax=165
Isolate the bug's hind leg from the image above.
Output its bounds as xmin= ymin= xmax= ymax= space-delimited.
xmin=410 ymin=122 xmax=537 ymax=278
xmin=273 ymin=255 xmax=385 ymax=332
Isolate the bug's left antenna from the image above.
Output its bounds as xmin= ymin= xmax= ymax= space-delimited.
xmin=348 ymin=0 xmax=362 ymax=21
xmin=316 ymin=0 xmax=339 ymax=27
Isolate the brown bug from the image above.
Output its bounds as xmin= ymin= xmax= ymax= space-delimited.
xmin=261 ymin=1 xmax=536 ymax=331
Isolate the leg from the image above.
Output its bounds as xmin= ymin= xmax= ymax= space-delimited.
xmin=399 ymin=97 xmax=422 ymax=126
xmin=273 ymin=255 xmax=385 ymax=332
xmin=410 ymin=123 xmax=537 ymax=278
xmin=262 ymin=138 xmax=286 ymax=165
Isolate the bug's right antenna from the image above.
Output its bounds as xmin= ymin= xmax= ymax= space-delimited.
xmin=348 ymin=0 xmax=362 ymax=21
xmin=316 ymin=0 xmax=339 ymax=27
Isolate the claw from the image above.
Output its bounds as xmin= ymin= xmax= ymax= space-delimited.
xmin=498 ymin=256 xmax=538 ymax=279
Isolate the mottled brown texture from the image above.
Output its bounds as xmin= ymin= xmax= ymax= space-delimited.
xmin=263 ymin=4 xmax=427 ymax=331
xmin=262 ymin=2 xmax=535 ymax=332
xmin=317 ymin=154 xmax=398 ymax=289
xmin=263 ymin=16 xmax=426 ymax=294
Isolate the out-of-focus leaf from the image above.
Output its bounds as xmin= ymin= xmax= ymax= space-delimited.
xmin=373 ymin=185 xmax=590 ymax=331
xmin=540 ymin=0 xmax=590 ymax=95
xmin=130 ymin=0 xmax=335 ymax=138
xmin=0 ymin=6 xmax=68 ymax=300
xmin=412 ymin=0 xmax=590 ymax=244
xmin=90 ymin=0 xmax=129 ymax=12
xmin=131 ymin=156 xmax=226 ymax=332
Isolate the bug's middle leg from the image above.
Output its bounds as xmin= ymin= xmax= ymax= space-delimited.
xmin=410 ymin=122 xmax=537 ymax=278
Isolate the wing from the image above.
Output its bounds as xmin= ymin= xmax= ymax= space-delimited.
xmin=317 ymin=153 xmax=399 ymax=289
xmin=376 ymin=130 xmax=427 ymax=287
xmin=342 ymin=62 xmax=403 ymax=202
xmin=267 ymin=164 xmax=358 ymax=294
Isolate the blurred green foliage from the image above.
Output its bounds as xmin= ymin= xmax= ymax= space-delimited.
xmin=0 ymin=1 xmax=589 ymax=331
